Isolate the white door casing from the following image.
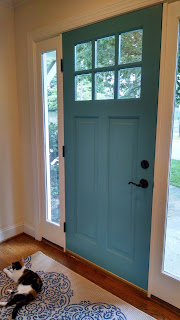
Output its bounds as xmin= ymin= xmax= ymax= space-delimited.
xmin=148 ymin=1 xmax=180 ymax=309
xmin=27 ymin=0 xmax=164 ymax=251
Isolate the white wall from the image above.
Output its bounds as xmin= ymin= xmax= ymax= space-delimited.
xmin=0 ymin=5 xmax=23 ymax=241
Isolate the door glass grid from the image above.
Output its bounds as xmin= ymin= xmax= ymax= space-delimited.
xmin=74 ymin=29 xmax=143 ymax=101
xmin=42 ymin=50 xmax=60 ymax=225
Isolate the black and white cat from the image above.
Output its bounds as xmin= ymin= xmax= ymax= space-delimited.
xmin=0 ymin=259 xmax=42 ymax=319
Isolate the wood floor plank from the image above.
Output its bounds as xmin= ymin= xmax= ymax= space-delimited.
xmin=0 ymin=233 xmax=179 ymax=320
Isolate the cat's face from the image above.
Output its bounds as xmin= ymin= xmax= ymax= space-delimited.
xmin=12 ymin=259 xmax=24 ymax=270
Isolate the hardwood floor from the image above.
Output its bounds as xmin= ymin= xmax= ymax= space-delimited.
xmin=0 ymin=233 xmax=179 ymax=320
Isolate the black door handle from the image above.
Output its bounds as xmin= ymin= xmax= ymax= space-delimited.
xmin=128 ymin=179 xmax=148 ymax=189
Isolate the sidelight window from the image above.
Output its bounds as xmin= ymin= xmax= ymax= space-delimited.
xmin=42 ymin=50 xmax=60 ymax=225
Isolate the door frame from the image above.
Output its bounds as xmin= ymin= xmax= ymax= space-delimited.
xmin=35 ymin=36 xmax=66 ymax=248
xmin=148 ymin=1 xmax=180 ymax=308
xmin=28 ymin=0 xmax=167 ymax=290
xmin=28 ymin=0 xmax=164 ymax=243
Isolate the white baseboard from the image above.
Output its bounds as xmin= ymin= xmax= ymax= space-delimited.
xmin=0 ymin=223 xmax=35 ymax=242
xmin=24 ymin=224 xmax=35 ymax=238
xmin=0 ymin=223 xmax=24 ymax=242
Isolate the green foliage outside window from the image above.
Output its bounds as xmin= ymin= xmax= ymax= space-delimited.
xmin=120 ymin=30 xmax=143 ymax=64
xmin=76 ymin=42 xmax=92 ymax=71
xmin=96 ymin=71 xmax=114 ymax=99
xmin=48 ymin=75 xmax=57 ymax=110
xmin=170 ymin=159 xmax=180 ymax=188
xmin=96 ymin=36 xmax=115 ymax=67
xmin=174 ymin=40 xmax=180 ymax=138
xmin=47 ymin=74 xmax=59 ymax=223
xmin=75 ymin=31 xmax=143 ymax=101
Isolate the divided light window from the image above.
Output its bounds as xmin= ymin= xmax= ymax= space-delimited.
xmin=74 ymin=29 xmax=143 ymax=101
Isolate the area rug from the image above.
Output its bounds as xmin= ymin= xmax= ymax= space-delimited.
xmin=0 ymin=251 xmax=155 ymax=320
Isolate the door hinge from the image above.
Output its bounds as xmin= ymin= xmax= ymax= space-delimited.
xmin=61 ymin=59 xmax=63 ymax=72
xmin=64 ymin=222 xmax=66 ymax=233
xmin=62 ymin=146 xmax=65 ymax=157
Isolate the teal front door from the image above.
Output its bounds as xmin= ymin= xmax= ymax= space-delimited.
xmin=63 ymin=5 xmax=162 ymax=290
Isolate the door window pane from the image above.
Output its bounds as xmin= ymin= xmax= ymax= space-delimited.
xmin=96 ymin=36 xmax=115 ymax=68
xmin=74 ymin=31 xmax=143 ymax=101
xmin=95 ymin=71 xmax=114 ymax=100
xmin=42 ymin=50 xmax=60 ymax=225
xmin=119 ymin=67 xmax=141 ymax=99
xmin=163 ymin=31 xmax=180 ymax=278
xmin=119 ymin=30 xmax=143 ymax=64
xmin=76 ymin=74 xmax=92 ymax=101
xmin=75 ymin=41 xmax=92 ymax=71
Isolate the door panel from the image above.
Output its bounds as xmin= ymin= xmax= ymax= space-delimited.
xmin=108 ymin=118 xmax=138 ymax=258
xmin=75 ymin=117 xmax=98 ymax=242
xmin=63 ymin=5 xmax=162 ymax=289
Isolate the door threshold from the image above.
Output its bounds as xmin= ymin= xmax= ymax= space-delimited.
xmin=42 ymin=237 xmax=64 ymax=251
xmin=151 ymin=295 xmax=180 ymax=317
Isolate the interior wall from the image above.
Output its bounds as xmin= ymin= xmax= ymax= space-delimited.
xmin=0 ymin=5 xmax=23 ymax=237
xmin=14 ymin=0 xmax=128 ymax=231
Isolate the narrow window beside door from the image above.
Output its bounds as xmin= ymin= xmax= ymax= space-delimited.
xmin=42 ymin=50 xmax=60 ymax=225
xmin=163 ymin=26 xmax=180 ymax=279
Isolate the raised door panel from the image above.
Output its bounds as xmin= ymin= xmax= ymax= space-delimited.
xmin=107 ymin=118 xmax=138 ymax=259
xmin=74 ymin=117 xmax=98 ymax=243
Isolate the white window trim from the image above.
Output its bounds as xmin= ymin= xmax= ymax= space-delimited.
xmin=148 ymin=1 xmax=180 ymax=309
xmin=35 ymin=37 xmax=66 ymax=248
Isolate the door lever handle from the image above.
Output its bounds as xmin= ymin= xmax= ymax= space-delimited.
xmin=128 ymin=179 xmax=148 ymax=189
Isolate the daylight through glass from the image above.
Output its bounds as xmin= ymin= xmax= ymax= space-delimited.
xmin=42 ymin=50 xmax=60 ymax=225
xmin=163 ymin=28 xmax=180 ymax=279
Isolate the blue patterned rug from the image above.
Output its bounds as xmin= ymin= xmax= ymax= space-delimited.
xmin=0 ymin=252 xmax=155 ymax=319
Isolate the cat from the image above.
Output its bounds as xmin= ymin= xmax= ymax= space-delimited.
xmin=0 ymin=259 xmax=42 ymax=319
